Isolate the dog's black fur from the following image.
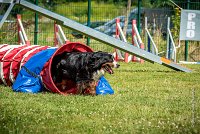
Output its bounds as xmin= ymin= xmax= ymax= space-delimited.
xmin=51 ymin=51 xmax=119 ymax=95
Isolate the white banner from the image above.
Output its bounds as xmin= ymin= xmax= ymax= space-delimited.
xmin=179 ymin=9 xmax=200 ymax=41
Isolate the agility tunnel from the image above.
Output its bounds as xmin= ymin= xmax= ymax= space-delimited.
xmin=0 ymin=43 xmax=114 ymax=95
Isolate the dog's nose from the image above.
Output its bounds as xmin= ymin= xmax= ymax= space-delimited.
xmin=116 ymin=64 xmax=120 ymax=68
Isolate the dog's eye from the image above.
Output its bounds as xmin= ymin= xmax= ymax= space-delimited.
xmin=60 ymin=60 xmax=67 ymax=65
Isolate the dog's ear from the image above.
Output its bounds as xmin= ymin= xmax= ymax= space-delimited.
xmin=60 ymin=59 xmax=67 ymax=66
xmin=93 ymin=61 xmax=101 ymax=69
xmin=56 ymin=59 xmax=67 ymax=69
xmin=93 ymin=58 xmax=105 ymax=69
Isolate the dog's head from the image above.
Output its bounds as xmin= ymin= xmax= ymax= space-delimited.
xmin=92 ymin=51 xmax=120 ymax=74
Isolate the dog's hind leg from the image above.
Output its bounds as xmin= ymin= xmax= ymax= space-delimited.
xmin=76 ymin=82 xmax=86 ymax=95
xmin=87 ymin=81 xmax=97 ymax=96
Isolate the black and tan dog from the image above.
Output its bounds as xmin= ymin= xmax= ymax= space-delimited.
xmin=51 ymin=51 xmax=120 ymax=95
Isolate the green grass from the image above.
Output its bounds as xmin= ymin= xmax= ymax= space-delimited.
xmin=53 ymin=2 xmax=127 ymax=23
xmin=0 ymin=62 xmax=200 ymax=134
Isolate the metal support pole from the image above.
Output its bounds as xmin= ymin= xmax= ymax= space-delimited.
xmin=0 ymin=1 xmax=15 ymax=28
xmin=34 ymin=0 xmax=38 ymax=45
xmin=87 ymin=0 xmax=91 ymax=46
xmin=145 ymin=17 xmax=149 ymax=52
xmin=137 ymin=0 xmax=141 ymax=34
xmin=185 ymin=0 xmax=190 ymax=61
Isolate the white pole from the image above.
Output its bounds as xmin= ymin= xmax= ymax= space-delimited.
xmin=133 ymin=24 xmax=143 ymax=44
xmin=56 ymin=32 xmax=63 ymax=45
xmin=17 ymin=18 xmax=28 ymax=41
xmin=57 ymin=25 xmax=67 ymax=42
xmin=168 ymin=28 xmax=177 ymax=62
xmin=133 ymin=36 xmax=140 ymax=48
xmin=145 ymin=28 xmax=158 ymax=55
xmin=117 ymin=23 xmax=127 ymax=42
xmin=19 ymin=31 xmax=26 ymax=45
xmin=145 ymin=17 xmax=148 ymax=51
xmin=166 ymin=17 xmax=170 ymax=59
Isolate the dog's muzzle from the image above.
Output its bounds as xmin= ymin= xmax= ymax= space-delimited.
xmin=102 ymin=61 xmax=120 ymax=74
xmin=103 ymin=64 xmax=114 ymax=74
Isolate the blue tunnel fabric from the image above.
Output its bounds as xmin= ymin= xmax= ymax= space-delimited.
xmin=12 ymin=48 xmax=57 ymax=93
xmin=96 ymin=76 xmax=114 ymax=95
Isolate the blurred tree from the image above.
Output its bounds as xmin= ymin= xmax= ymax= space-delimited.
xmin=123 ymin=0 xmax=131 ymax=37
xmin=150 ymin=0 xmax=173 ymax=8
xmin=171 ymin=7 xmax=181 ymax=40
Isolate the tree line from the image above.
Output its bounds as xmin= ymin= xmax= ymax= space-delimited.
xmin=26 ymin=0 xmax=196 ymax=8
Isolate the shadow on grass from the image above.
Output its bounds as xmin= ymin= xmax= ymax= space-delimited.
xmin=117 ymin=69 xmax=175 ymax=73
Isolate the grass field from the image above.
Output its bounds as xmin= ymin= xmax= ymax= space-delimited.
xmin=0 ymin=62 xmax=200 ymax=134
